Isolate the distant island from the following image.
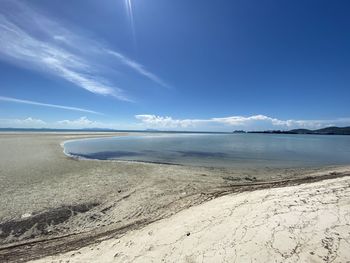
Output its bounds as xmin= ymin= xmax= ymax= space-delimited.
xmin=247 ymin=126 xmax=350 ymax=135
xmin=233 ymin=130 xmax=246 ymax=133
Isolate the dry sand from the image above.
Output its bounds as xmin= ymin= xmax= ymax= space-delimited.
xmin=0 ymin=132 xmax=349 ymax=262
xmin=31 ymin=176 xmax=350 ymax=263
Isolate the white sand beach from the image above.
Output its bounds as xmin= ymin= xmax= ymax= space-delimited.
xmin=32 ymin=175 xmax=350 ymax=263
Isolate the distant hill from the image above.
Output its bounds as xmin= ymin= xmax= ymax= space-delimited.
xmin=288 ymin=129 xmax=311 ymax=134
xmin=249 ymin=126 xmax=350 ymax=135
xmin=289 ymin=126 xmax=350 ymax=135
xmin=233 ymin=130 xmax=246 ymax=133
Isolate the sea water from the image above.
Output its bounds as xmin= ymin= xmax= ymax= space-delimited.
xmin=63 ymin=133 xmax=350 ymax=168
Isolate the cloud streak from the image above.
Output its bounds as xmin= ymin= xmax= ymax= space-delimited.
xmin=0 ymin=1 xmax=169 ymax=101
xmin=135 ymin=114 xmax=350 ymax=131
xmin=0 ymin=11 xmax=127 ymax=100
xmin=0 ymin=96 xmax=102 ymax=115
xmin=107 ymin=50 xmax=171 ymax=89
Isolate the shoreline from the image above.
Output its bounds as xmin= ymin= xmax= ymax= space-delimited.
xmin=0 ymin=132 xmax=349 ymax=262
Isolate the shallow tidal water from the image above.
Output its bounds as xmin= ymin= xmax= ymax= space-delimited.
xmin=63 ymin=133 xmax=350 ymax=168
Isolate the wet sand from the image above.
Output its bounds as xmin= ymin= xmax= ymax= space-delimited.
xmin=0 ymin=132 xmax=349 ymax=262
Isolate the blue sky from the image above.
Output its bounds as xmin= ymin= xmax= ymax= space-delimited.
xmin=1 ymin=0 xmax=350 ymax=131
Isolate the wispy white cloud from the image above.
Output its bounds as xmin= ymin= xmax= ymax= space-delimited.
xmin=0 ymin=96 xmax=102 ymax=115
xmin=0 ymin=1 xmax=169 ymax=101
xmin=0 ymin=11 xmax=127 ymax=100
xmin=0 ymin=116 xmax=98 ymax=129
xmin=54 ymin=117 xmax=135 ymax=129
xmin=0 ymin=117 xmax=46 ymax=128
xmin=0 ymin=116 xmax=108 ymax=129
xmin=2 ymin=114 xmax=349 ymax=130
xmin=135 ymin=115 xmax=205 ymax=128
xmin=56 ymin=116 xmax=97 ymax=127
xmin=135 ymin=114 xmax=350 ymax=131
xmin=106 ymin=50 xmax=171 ymax=89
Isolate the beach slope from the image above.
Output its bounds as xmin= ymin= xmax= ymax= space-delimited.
xmin=31 ymin=176 xmax=350 ymax=263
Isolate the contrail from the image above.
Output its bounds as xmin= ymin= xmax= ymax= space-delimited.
xmin=0 ymin=96 xmax=103 ymax=115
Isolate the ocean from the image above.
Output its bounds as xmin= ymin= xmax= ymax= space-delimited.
xmin=63 ymin=133 xmax=350 ymax=168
